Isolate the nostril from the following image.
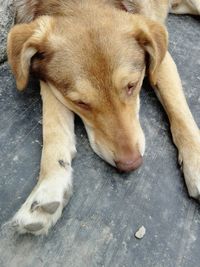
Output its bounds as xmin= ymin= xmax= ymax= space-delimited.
xmin=115 ymin=155 xmax=143 ymax=172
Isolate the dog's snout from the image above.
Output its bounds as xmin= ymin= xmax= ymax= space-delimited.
xmin=115 ymin=153 xmax=143 ymax=172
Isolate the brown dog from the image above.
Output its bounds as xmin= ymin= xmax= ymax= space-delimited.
xmin=7 ymin=0 xmax=200 ymax=235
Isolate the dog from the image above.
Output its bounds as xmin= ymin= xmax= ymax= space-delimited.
xmin=6 ymin=0 xmax=200 ymax=235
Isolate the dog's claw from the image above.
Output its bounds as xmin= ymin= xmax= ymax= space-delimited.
xmin=24 ymin=223 xmax=44 ymax=232
xmin=41 ymin=201 xmax=60 ymax=214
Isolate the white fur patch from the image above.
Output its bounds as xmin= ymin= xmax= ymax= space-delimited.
xmin=84 ymin=122 xmax=116 ymax=167
xmin=12 ymin=169 xmax=72 ymax=235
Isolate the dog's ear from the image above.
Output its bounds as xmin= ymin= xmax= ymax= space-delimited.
xmin=7 ymin=22 xmax=38 ymax=90
xmin=132 ymin=15 xmax=168 ymax=85
xmin=7 ymin=18 xmax=50 ymax=91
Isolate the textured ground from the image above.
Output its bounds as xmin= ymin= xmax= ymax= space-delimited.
xmin=0 ymin=15 xmax=199 ymax=267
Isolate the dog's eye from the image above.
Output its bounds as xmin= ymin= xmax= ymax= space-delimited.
xmin=126 ymin=82 xmax=138 ymax=96
xmin=76 ymin=101 xmax=90 ymax=110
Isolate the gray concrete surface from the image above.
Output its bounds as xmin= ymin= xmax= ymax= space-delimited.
xmin=0 ymin=0 xmax=15 ymax=63
xmin=0 ymin=15 xmax=199 ymax=267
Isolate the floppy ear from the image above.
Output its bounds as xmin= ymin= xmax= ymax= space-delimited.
xmin=7 ymin=18 xmax=50 ymax=91
xmin=7 ymin=22 xmax=38 ymax=90
xmin=132 ymin=15 xmax=168 ymax=85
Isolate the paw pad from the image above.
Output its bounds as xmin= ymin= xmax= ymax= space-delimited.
xmin=24 ymin=223 xmax=44 ymax=232
xmin=40 ymin=201 xmax=60 ymax=214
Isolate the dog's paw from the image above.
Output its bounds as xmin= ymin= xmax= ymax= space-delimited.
xmin=179 ymin=146 xmax=200 ymax=200
xmin=11 ymin=174 xmax=72 ymax=235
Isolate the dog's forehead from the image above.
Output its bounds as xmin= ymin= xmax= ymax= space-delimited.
xmin=43 ymin=14 xmax=145 ymax=98
xmin=49 ymin=19 xmax=144 ymax=78
xmin=49 ymin=14 xmax=140 ymax=58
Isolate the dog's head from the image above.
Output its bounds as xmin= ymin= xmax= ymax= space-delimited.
xmin=7 ymin=5 xmax=168 ymax=172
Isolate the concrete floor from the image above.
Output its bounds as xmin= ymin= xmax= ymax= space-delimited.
xmin=0 ymin=15 xmax=200 ymax=267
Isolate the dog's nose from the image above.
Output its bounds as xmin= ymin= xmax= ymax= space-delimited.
xmin=115 ymin=154 xmax=143 ymax=172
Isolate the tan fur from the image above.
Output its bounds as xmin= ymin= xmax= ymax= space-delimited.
xmin=7 ymin=0 xmax=200 ymax=235
xmin=154 ymin=52 xmax=200 ymax=198
xmin=15 ymin=0 xmax=170 ymax=24
xmin=170 ymin=0 xmax=200 ymax=14
xmin=7 ymin=6 xmax=168 ymax=162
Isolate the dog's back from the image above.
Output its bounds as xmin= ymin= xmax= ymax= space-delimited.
xmin=15 ymin=0 xmax=170 ymax=24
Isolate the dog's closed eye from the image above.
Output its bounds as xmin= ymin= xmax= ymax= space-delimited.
xmin=126 ymin=81 xmax=138 ymax=96
xmin=75 ymin=101 xmax=91 ymax=110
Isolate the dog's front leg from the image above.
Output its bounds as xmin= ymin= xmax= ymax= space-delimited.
xmin=153 ymin=51 xmax=200 ymax=200
xmin=12 ymin=82 xmax=76 ymax=235
xmin=170 ymin=0 xmax=200 ymax=15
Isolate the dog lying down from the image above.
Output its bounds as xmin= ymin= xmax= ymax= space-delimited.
xmin=7 ymin=0 xmax=200 ymax=235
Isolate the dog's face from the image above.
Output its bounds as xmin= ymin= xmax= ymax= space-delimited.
xmin=7 ymin=7 xmax=167 ymax=171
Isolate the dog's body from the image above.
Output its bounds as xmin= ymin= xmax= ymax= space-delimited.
xmin=14 ymin=0 xmax=200 ymax=24
xmin=7 ymin=0 xmax=200 ymax=235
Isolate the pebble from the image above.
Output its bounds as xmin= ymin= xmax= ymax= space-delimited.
xmin=135 ymin=226 xmax=146 ymax=239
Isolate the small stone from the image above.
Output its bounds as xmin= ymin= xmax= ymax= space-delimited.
xmin=135 ymin=226 xmax=146 ymax=239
